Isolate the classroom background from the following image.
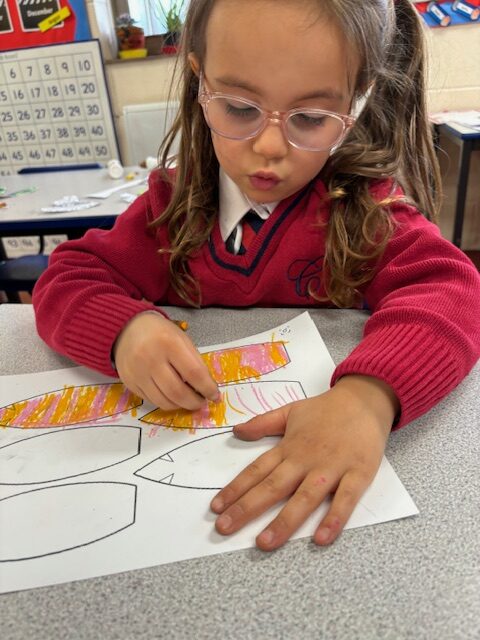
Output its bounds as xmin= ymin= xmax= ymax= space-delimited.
xmin=0 ymin=0 xmax=479 ymax=298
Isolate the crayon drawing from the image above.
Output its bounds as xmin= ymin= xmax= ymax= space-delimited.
xmin=141 ymin=380 xmax=306 ymax=431
xmin=0 ymin=312 xmax=418 ymax=594
xmin=200 ymin=341 xmax=290 ymax=383
xmin=0 ymin=384 xmax=142 ymax=429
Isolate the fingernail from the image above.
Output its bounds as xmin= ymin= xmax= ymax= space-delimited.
xmin=216 ymin=514 xmax=232 ymax=531
xmin=258 ymin=529 xmax=274 ymax=545
xmin=211 ymin=496 xmax=224 ymax=511
xmin=316 ymin=527 xmax=331 ymax=544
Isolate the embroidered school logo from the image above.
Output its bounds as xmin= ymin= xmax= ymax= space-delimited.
xmin=287 ymin=257 xmax=323 ymax=298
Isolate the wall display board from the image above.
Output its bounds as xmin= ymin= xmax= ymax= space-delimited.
xmin=0 ymin=40 xmax=119 ymax=176
xmin=413 ymin=1 xmax=480 ymax=27
xmin=0 ymin=0 xmax=91 ymax=50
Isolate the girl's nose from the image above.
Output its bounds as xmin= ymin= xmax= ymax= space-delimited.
xmin=252 ymin=120 xmax=289 ymax=159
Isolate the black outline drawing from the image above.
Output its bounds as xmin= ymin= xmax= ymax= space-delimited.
xmin=141 ymin=380 xmax=306 ymax=430
xmin=0 ymin=426 xmax=141 ymax=486
xmin=0 ymin=383 xmax=143 ymax=429
xmin=0 ymin=482 xmax=137 ymax=562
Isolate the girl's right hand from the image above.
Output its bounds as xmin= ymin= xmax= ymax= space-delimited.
xmin=113 ymin=312 xmax=219 ymax=410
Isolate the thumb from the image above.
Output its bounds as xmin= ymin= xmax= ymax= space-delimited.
xmin=233 ymin=405 xmax=291 ymax=441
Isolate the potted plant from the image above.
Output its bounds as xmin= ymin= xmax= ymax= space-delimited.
xmin=115 ymin=14 xmax=147 ymax=58
xmin=152 ymin=0 xmax=186 ymax=54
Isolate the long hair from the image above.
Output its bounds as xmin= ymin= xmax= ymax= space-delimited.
xmin=154 ymin=0 xmax=442 ymax=307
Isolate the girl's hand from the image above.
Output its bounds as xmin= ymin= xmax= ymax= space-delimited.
xmin=113 ymin=312 xmax=219 ymax=410
xmin=211 ymin=375 xmax=398 ymax=549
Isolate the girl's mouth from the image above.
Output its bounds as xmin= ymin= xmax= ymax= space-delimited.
xmin=249 ymin=172 xmax=281 ymax=191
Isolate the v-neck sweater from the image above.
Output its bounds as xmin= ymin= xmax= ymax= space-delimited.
xmin=33 ymin=170 xmax=480 ymax=428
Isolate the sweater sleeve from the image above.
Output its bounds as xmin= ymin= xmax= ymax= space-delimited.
xmin=33 ymin=180 xmax=172 ymax=377
xmin=331 ymin=203 xmax=480 ymax=428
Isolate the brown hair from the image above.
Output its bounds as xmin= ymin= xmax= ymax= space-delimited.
xmin=154 ymin=0 xmax=441 ymax=307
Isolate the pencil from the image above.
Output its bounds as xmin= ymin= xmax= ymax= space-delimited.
xmin=172 ymin=319 xmax=189 ymax=331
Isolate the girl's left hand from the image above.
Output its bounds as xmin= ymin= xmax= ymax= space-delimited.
xmin=210 ymin=375 xmax=397 ymax=549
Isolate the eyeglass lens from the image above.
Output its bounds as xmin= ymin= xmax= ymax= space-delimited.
xmin=204 ymin=96 xmax=345 ymax=151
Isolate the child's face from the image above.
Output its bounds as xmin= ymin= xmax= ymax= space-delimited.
xmin=191 ymin=0 xmax=357 ymax=204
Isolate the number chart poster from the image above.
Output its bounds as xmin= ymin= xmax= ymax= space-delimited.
xmin=0 ymin=0 xmax=91 ymax=50
xmin=0 ymin=40 xmax=119 ymax=175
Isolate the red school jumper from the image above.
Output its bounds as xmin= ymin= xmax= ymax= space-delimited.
xmin=33 ymin=171 xmax=480 ymax=428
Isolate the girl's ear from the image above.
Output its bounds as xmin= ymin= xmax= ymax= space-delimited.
xmin=188 ymin=53 xmax=201 ymax=77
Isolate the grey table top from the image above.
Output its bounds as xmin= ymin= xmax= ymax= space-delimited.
xmin=0 ymin=305 xmax=479 ymax=640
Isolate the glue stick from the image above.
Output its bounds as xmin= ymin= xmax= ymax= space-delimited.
xmin=427 ymin=2 xmax=451 ymax=26
xmin=107 ymin=159 xmax=124 ymax=179
xmin=452 ymin=0 xmax=480 ymax=20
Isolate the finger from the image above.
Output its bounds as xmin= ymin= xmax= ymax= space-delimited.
xmin=313 ymin=471 xmax=371 ymax=546
xmin=214 ymin=460 xmax=303 ymax=536
xmin=135 ymin=378 xmax=178 ymax=411
xmin=152 ymin=364 xmax=209 ymax=411
xmin=173 ymin=343 xmax=219 ymax=402
xmin=233 ymin=405 xmax=291 ymax=441
xmin=211 ymin=446 xmax=282 ymax=514
xmin=256 ymin=470 xmax=335 ymax=551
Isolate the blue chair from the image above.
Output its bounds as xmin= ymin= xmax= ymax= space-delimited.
xmin=0 ymin=244 xmax=49 ymax=303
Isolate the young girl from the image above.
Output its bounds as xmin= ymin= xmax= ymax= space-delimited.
xmin=33 ymin=0 xmax=480 ymax=551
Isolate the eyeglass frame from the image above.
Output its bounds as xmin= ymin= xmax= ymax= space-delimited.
xmin=197 ymin=72 xmax=356 ymax=153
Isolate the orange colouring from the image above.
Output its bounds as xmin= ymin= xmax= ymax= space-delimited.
xmin=201 ymin=342 xmax=289 ymax=384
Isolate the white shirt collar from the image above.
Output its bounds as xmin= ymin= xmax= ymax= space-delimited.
xmin=219 ymin=169 xmax=279 ymax=241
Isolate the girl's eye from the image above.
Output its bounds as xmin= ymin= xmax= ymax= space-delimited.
xmin=224 ymin=101 xmax=259 ymax=119
xmin=291 ymin=113 xmax=327 ymax=129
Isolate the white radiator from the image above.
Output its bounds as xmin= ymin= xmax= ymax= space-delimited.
xmin=122 ymin=101 xmax=180 ymax=165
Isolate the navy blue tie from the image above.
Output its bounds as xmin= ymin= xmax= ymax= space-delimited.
xmin=226 ymin=210 xmax=265 ymax=255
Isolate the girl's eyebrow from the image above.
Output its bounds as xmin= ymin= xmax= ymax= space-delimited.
xmin=215 ymin=75 xmax=344 ymax=102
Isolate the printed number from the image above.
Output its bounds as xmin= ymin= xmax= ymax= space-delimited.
xmin=77 ymin=59 xmax=92 ymax=72
xmin=86 ymin=104 xmax=100 ymax=116
xmin=91 ymin=125 xmax=104 ymax=136
xmin=29 ymin=149 xmax=41 ymax=160
xmin=45 ymin=148 xmax=56 ymax=159
xmin=81 ymin=82 xmax=96 ymax=94
xmin=52 ymin=107 xmax=65 ymax=118
xmin=40 ymin=128 xmax=52 ymax=140
xmin=35 ymin=108 xmax=47 ymax=120
xmin=0 ymin=111 xmax=13 ymax=123
xmin=61 ymin=62 xmax=70 ymax=73
xmin=0 ymin=90 xmax=7 ymax=101
xmin=43 ymin=64 xmax=52 ymax=76
xmin=12 ymin=88 xmax=25 ymax=100
xmin=62 ymin=147 xmax=74 ymax=158
xmin=68 ymin=106 xmax=81 ymax=117
xmin=26 ymin=65 xmax=33 ymax=77
xmin=279 ymin=326 xmax=291 ymax=336
xmin=47 ymin=86 xmax=59 ymax=97
xmin=0 ymin=152 xmax=9 ymax=162
xmin=94 ymin=145 xmax=108 ymax=156
xmin=17 ymin=110 xmax=31 ymax=121
xmin=30 ymin=86 xmax=41 ymax=99
xmin=64 ymin=83 xmax=77 ymax=96
xmin=73 ymin=126 xmax=87 ymax=137
xmin=11 ymin=150 xmax=24 ymax=161
xmin=78 ymin=146 xmax=92 ymax=157
xmin=9 ymin=68 xmax=17 ymax=79
xmin=56 ymin=127 xmax=70 ymax=139
xmin=23 ymin=130 xmax=36 ymax=141
xmin=7 ymin=131 xmax=18 ymax=142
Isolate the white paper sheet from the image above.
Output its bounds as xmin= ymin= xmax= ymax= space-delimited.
xmin=0 ymin=312 xmax=418 ymax=593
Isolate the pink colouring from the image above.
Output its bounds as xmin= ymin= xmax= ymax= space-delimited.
xmin=234 ymin=387 xmax=258 ymax=416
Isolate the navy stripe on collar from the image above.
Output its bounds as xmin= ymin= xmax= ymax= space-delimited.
xmin=208 ymin=183 xmax=313 ymax=276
